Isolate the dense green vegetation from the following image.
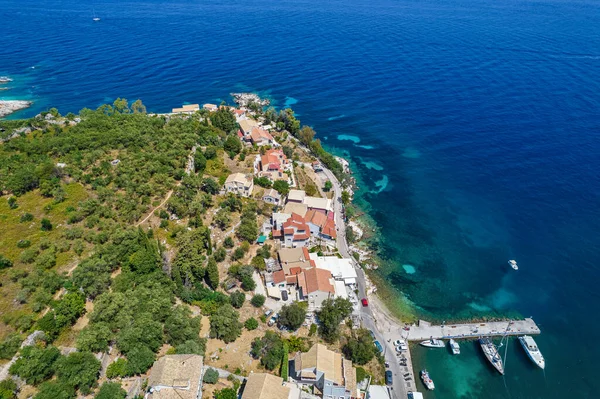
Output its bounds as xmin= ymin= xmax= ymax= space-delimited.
xmin=343 ymin=328 xmax=377 ymax=365
xmin=251 ymin=331 xmax=285 ymax=371
xmin=0 ymin=97 xmax=354 ymax=397
xmin=278 ymin=302 xmax=306 ymax=331
xmin=317 ymin=297 xmax=353 ymax=342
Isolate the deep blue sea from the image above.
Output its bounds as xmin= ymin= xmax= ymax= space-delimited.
xmin=2 ymin=0 xmax=600 ymax=397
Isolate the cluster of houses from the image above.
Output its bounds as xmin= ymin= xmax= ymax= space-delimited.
xmin=264 ymin=188 xmax=336 ymax=247
xmin=263 ymin=246 xmax=357 ymax=311
xmin=146 ymin=342 xmax=360 ymax=399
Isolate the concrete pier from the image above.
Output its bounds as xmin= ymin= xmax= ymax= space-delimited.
xmin=405 ymin=318 xmax=540 ymax=341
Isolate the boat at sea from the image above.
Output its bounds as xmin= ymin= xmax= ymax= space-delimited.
xmin=420 ymin=337 xmax=445 ymax=348
xmin=508 ymin=259 xmax=518 ymax=270
xmin=518 ymin=335 xmax=545 ymax=369
xmin=0 ymin=76 xmax=13 ymax=84
xmin=479 ymin=338 xmax=504 ymax=374
xmin=449 ymin=338 xmax=460 ymax=355
xmin=420 ymin=370 xmax=435 ymax=390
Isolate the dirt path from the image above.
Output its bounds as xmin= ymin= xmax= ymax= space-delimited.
xmin=136 ymin=189 xmax=174 ymax=227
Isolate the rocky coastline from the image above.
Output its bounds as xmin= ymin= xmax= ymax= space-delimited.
xmin=0 ymin=100 xmax=32 ymax=118
xmin=230 ymin=92 xmax=270 ymax=107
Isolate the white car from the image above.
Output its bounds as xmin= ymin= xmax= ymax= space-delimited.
xmin=395 ymin=340 xmax=408 ymax=351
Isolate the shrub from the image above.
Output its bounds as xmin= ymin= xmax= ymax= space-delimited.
xmin=0 ymin=255 xmax=13 ymax=270
xmin=40 ymin=218 xmax=53 ymax=231
xmin=250 ymin=294 xmax=265 ymax=308
xmin=0 ymin=333 xmax=22 ymax=360
xmin=202 ymin=368 xmax=219 ymax=384
xmin=33 ymin=381 xmax=75 ymax=399
xmin=229 ymin=291 xmax=245 ymax=309
xmin=106 ymin=358 xmax=130 ymax=379
xmin=223 ymin=236 xmax=234 ymax=248
xmin=250 ymin=331 xmax=284 ymax=371
xmin=280 ymin=343 xmax=289 ymax=380
xmin=19 ymin=248 xmax=38 ymax=264
xmin=20 ymin=213 xmax=34 ymax=223
xmin=214 ymin=388 xmax=237 ymax=399
xmin=94 ymin=382 xmax=127 ymax=399
xmin=244 ymin=318 xmax=258 ymax=331
xmin=209 ymin=305 xmax=242 ymax=343
xmin=0 ymin=379 xmax=18 ymax=399
xmin=16 ymin=240 xmax=31 ymax=248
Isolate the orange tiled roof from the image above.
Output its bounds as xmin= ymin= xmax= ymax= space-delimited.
xmin=305 ymin=209 xmax=328 ymax=228
xmin=273 ymin=270 xmax=286 ymax=284
xmin=322 ymin=218 xmax=337 ymax=239
xmin=299 ymin=267 xmax=334 ymax=294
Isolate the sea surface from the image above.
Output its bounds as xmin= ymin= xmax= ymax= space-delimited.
xmin=2 ymin=0 xmax=600 ymax=397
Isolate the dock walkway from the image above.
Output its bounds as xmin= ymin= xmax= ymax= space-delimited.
xmin=405 ymin=318 xmax=540 ymax=341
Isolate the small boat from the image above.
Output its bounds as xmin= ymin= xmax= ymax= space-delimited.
xmin=479 ymin=338 xmax=505 ymax=375
xmin=93 ymin=8 xmax=100 ymax=21
xmin=518 ymin=335 xmax=545 ymax=369
xmin=508 ymin=259 xmax=518 ymax=270
xmin=420 ymin=369 xmax=435 ymax=390
xmin=420 ymin=337 xmax=445 ymax=348
xmin=449 ymin=338 xmax=460 ymax=355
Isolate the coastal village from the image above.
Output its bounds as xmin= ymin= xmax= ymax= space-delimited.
xmin=0 ymin=92 xmax=542 ymax=399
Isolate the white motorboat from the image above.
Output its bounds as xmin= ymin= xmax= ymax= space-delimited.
xmin=420 ymin=337 xmax=445 ymax=348
xmin=518 ymin=335 xmax=545 ymax=369
xmin=420 ymin=370 xmax=435 ymax=390
xmin=479 ymin=338 xmax=505 ymax=375
xmin=449 ymin=338 xmax=460 ymax=355
xmin=508 ymin=259 xmax=518 ymax=270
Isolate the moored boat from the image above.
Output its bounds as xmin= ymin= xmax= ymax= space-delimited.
xmin=518 ymin=335 xmax=545 ymax=369
xmin=479 ymin=338 xmax=504 ymax=375
xmin=420 ymin=337 xmax=445 ymax=348
xmin=420 ymin=369 xmax=435 ymax=390
xmin=449 ymin=338 xmax=460 ymax=355
xmin=508 ymin=259 xmax=518 ymax=270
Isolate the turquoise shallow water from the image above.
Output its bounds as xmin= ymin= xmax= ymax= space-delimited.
xmin=2 ymin=0 xmax=600 ymax=397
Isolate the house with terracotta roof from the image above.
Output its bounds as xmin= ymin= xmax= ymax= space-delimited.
xmin=297 ymin=267 xmax=335 ymax=310
xmin=239 ymin=119 xmax=260 ymax=136
xmin=275 ymin=213 xmax=310 ymax=248
xmin=258 ymin=148 xmax=290 ymax=183
xmin=241 ymin=373 xmax=300 ymax=399
xmin=277 ymin=247 xmax=314 ymax=275
xmin=305 ymin=209 xmax=337 ymax=241
xmin=147 ymin=355 xmax=203 ymax=399
xmin=224 ymin=173 xmax=254 ymax=197
xmin=293 ymin=344 xmax=358 ymax=399
xmin=250 ymin=127 xmax=274 ymax=146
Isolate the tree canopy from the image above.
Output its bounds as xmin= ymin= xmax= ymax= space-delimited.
xmin=209 ymin=304 xmax=242 ymax=343
xmin=278 ymin=302 xmax=306 ymax=330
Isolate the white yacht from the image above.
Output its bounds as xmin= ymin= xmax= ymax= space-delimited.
xmin=518 ymin=335 xmax=545 ymax=369
xmin=420 ymin=370 xmax=435 ymax=390
xmin=420 ymin=337 xmax=445 ymax=348
xmin=479 ymin=338 xmax=505 ymax=375
xmin=449 ymin=338 xmax=460 ymax=355
xmin=508 ymin=259 xmax=518 ymax=270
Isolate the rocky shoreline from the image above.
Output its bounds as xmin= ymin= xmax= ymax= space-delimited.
xmin=230 ymin=92 xmax=270 ymax=107
xmin=0 ymin=100 xmax=32 ymax=118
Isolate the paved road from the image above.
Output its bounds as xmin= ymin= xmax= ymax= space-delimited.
xmin=321 ymin=165 xmax=407 ymax=399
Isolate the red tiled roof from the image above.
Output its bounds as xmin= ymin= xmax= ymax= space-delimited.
xmin=289 ymin=267 xmax=303 ymax=275
xmin=273 ymin=270 xmax=286 ymax=284
xmin=302 ymin=247 xmax=310 ymax=259
xmin=299 ymin=267 xmax=334 ymax=295
xmin=322 ymin=219 xmax=337 ymax=239
xmin=273 ymin=229 xmax=283 ymax=238
xmin=284 ymin=227 xmax=294 ymax=235
xmin=250 ymin=127 xmax=273 ymax=143
xmin=293 ymin=232 xmax=310 ymax=241
xmin=305 ymin=209 xmax=328 ymax=228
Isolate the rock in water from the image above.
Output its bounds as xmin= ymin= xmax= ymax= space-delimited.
xmin=230 ymin=92 xmax=270 ymax=107
xmin=0 ymin=100 xmax=32 ymax=118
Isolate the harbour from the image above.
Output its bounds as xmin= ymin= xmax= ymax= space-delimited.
xmin=405 ymin=318 xmax=541 ymax=341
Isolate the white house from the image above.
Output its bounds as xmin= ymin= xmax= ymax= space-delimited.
xmin=224 ymin=173 xmax=254 ymax=197
xmin=308 ymin=253 xmax=357 ymax=286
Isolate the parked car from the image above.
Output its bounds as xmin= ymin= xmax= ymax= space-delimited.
xmin=268 ymin=313 xmax=279 ymax=326
xmin=361 ymin=298 xmax=369 ymax=307
xmin=264 ymin=309 xmax=273 ymax=318
xmin=397 ymin=340 xmax=408 ymax=351
xmin=385 ymin=370 xmax=393 ymax=385
xmin=374 ymin=340 xmax=383 ymax=353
